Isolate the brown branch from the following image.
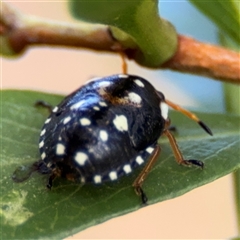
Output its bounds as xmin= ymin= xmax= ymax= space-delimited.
xmin=0 ymin=1 xmax=122 ymax=53
xmin=162 ymin=35 xmax=240 ymax=84
xmin=1 ymin=1 xmax=240 ymax=84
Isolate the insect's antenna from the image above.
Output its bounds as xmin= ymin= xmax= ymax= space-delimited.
xmin=119 ymin=52 xmax=128 ymax=74
xmin=165 ymin=99 xmax=213 ymax=136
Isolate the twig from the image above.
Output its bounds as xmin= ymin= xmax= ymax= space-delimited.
xmin=0 ymin=1 xmax=122 ymax=53
xmin=1 ymin=1 xmax=240 ymax=84
xmin=162 ymin=35 xmax=240 ymax=84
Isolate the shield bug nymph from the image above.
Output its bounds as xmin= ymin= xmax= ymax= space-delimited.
xmin=36 ymin=74 xmax=212 ymax=204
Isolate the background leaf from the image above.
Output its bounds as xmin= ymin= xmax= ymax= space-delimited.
xmin=1 ymin=90 xmax=240 ymax=239
xmin=189 ymin=0 xmax=240 ymax=45
xmin=190 ymin=0 xmax=240 ymax=232
xmin=69 ymin=0 xmax=177 ymax=67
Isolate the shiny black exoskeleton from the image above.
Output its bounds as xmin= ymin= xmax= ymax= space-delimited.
xmin=37 ymin=74 xmax=212 ymax=203
xmin=38 ymin=74 xmax=167 ymax=186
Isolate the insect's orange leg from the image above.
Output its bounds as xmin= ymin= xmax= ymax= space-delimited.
xmin=163 ymin=119 xmax=204 ymax=168
xmin=119 ymin=52 xmax=128 ymax=74
xmin=133 ymin=145 xmax=161 ymax=204
xmin=165 ymin=99 xmax=213 ymax=136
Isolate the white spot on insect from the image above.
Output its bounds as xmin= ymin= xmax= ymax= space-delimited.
xmin=52 ymin=106 xmax=58 ymax=113
xmin=123 ymin=164 xmax=132 ymax=174
xmin=98 ymin=89 xmax=105 ymax=96
xmin=94 ymin=175 xmax=102 ymax=184
xmin=47 ymin=162 xmax=52 ymax=168
xmin=134 ymin=79 xmax=145 ymax=87
xmin=93 ymin=106 xmax=100 ymax=111
xmin=136 ymin=156 xmax=144 ymax=165
xmin=75 ymin=152 xmax=88 ymax=166
xmin=109 ymin=171 xmax=117 ymax=181
xmin=44 ymin=118 xmax=51 ymax=124
xmin=70 ymin=100 xmax=85 ymax=110
xmin=128 ymin=92 xmax=142 ymax=104
xmin=113 ymin=115 xmax=128 ymax=132
xmin=56 ymin=143 xmax=65 ymax=155
xmin=41 ymin=152 xmax=46 ymax=160
xmin=39 ymin=140 xmax=44 ymax=148
xmin=80 ymin=118 xmax=91 ymax=126
xmin=98 ymin=81 xmax=111 ymax=88
xmin=160 ymin=102 xmax=169 ymax=120
xmin=98 ymin=81 xmax=112 ymax=95
xmin=146 ymin=147 xmax=154 ymax=154
xmin=40 ymin=128 xmax=46 ymax=136
xmin=118 ymin=74 xmax=129 ymax=78
xmin=99 ymin=101 xmax=107 ymax=107
xmin=81 ymin=176 xmax=86 ymax=184
xmin=63 ymin=116 xmax=71 ymax=125
xmin=99 ymin=130 xmax=108 ymax=142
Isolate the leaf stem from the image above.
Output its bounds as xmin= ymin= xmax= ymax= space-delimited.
xmin=224 ymin=83 xmax=240 ymax=234
xmin=220 ymin=30 xmax=240 ymax=234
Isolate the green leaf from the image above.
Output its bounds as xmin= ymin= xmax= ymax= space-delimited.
xmin=1 ymin=90 xmax=240 ymax=239
xmin=217 ymin=5 xmax=240 ymax=233
xmin=68 ymin=0 xmax=177 ymax=67
xmin=189 ymin=0 xmax=240 ymax=45
xmin=232 ymin=236 xmax=240 ymax=240
xmin=219 ymin=32 xmax=240 ymax=51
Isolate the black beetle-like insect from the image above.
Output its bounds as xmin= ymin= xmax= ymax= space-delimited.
xmin=36 ymin=74 xmax=212 ymax=204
